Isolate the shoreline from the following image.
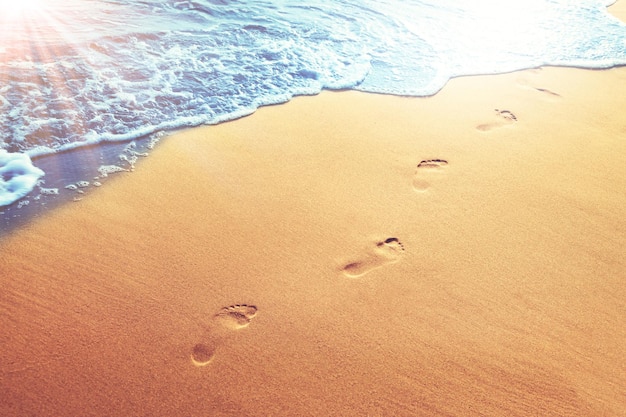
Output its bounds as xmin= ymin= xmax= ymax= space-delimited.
xmin=1 ymin=63 xmax=626 ymax=415
xmin=2 ymin=61 xmax=625 ymax=239
xmin=2 ymin=0 xmax=626 ymax=228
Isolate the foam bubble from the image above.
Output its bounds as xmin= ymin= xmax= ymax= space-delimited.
xmin=39 ymin=187 xmax=59 ymax=195
xmin=97 ymin=165 xmax=126 ymax=177
xmin=2 ymin=0 xmax=626 ymax=161
xmin=0 ymin=150 xmax=45 ymax=207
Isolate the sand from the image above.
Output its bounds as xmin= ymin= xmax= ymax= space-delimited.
xmin=2 ymin=7 xmax=626 ymax=417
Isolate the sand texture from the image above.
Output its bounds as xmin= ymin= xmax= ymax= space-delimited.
xmin=2 ymin=9 xmax=626 ymax=415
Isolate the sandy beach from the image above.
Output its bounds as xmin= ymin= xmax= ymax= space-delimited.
xmin=2 ymin=5 xmax=626 ymax=416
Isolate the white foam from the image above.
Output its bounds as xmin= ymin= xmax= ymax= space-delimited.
xmin=2 ymin=0 xmax=626 ymax=164
xmin=0 ymin=150 xmax=45 ymax=207
xmin=39 ymin=187 xmax=60 ymax=195
xmin=97 ymin=164 xmax=126 ymax=177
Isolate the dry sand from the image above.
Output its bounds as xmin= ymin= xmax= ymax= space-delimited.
xmin=2 ymin=7 xmax=626 ymax=417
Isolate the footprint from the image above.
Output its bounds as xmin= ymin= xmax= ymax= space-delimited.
xmin=190 ymin=304 xmax=258 ymax=367
xmin=534 ymin=87 xmax=561 ymax=98
xmin=214 ymin=304 xmax=258 ymax=330
xmin=516 ymin=75 xmax=561 ymax=99
xmin=191 ymin=342 xmax=218 ymax=367
xmin=413 ymin=159 xmax=448 ymax=192
xmin=342 ymin=237 xmax=405 ymax=278
xmin=476 ymin=109 xmax=518 ymax=131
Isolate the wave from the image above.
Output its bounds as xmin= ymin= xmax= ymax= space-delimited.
xmin=1 ymin=0 xmax=626 ymax=207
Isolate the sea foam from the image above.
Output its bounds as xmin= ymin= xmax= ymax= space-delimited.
xmin=1 ymin=0 xmax=626 ymax=208
xmin=0 ymin=150 xmax=45 ymax=207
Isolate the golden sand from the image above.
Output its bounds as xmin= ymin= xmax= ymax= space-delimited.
xmin=1 ymin=6 xmax=626 ymax=417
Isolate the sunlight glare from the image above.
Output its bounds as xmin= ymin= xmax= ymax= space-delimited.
xmin=0 ymin=0 xmax=44 ymax=18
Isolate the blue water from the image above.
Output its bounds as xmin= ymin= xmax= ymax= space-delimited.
xmin=1 ymin=0 xmax=626 ymax=210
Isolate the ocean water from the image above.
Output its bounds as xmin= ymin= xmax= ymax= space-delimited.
xmin=1 ymin=0 xmax=626 ymax=224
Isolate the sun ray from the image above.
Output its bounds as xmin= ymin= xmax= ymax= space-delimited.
xmin=0 ymin=0 xmax=44 ymax=19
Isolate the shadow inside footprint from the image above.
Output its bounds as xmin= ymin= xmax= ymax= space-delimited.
xmin=535 ymin=87 xmax=561 ymax=97
xmin=191 ymin=342 xmax=217 ymax=367
xmin=516 ymin=74 xmax=561 ymax=99
xmin=214 ymin=304 xmax=258 ymax=330
xmin=413 ymin=159 xmax=448 ymax=192
xmin=476 ymin=109 xmax=517 ymax=131
xmin=342 ymin=237 xmax=405 ymax=278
